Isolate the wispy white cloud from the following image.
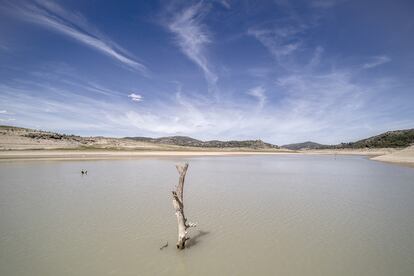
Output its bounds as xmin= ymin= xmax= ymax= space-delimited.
xmin=0 ymin=110 xmax=16 ymax=123
xmin=308 ymin=46 xmax=324 ymax=68
xmin=0 ymin=110 xmax=15 ymax=115
xmin=247 ymin=86 xmax=266 ymax=109
xmin=0 ymin=82 xmax=126 ymax=133
xmin=62 ymin=80 xmax=124 ymax=97
xmin=248 ymin=27 xmax=299 ymax=57
xmin=217 ymin=0 xmax=231 ymax=9
xmin=248 ymin=2 xmax=324 ymax=69
xmin=0 ymin=69 xmax=410 ymax=144
xmin=247 ymin=23 xmax=307 ymax=66
xmin=363 ymin=55 xmax=391 ymax=69
xmin=25 ymin=62 xmax=127 ymax=97
xmin=8 ymin=0 xmax=147 ymax=74
xmin=167 ymin=2 xmax=218 ymax=91
xmin=1 ymin=1 xmax=411 ymax=144
xmin=0 ymin=118 xmax=16 ymax=122
xmin=128 ymin=93 xmax=143 ymax=102
xmin=110 ymin=68 xmax=398 ymax=144
xmin=311 ymin=0 xmax=346 ymax=8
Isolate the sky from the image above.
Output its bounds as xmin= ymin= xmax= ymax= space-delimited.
xmin=0 ymin=0 xmax=413 ymax=145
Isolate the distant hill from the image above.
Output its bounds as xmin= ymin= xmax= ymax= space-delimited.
xmin=337 ymin=129 xmax=414 ymax=149
xmin=0 ymin=125 xmax=280 ymax=151
xmin=282 ymin=141 xmax=327 ymax=150
xmin=2 ymin=125 xmax=413 ymax=151
xmin=125 ymin=136 xmax=279 ymax=149
xmin=282 ymin=129 xmax=414 ymax=150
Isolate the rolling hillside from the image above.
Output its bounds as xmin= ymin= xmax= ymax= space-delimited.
xmin=282 ymin=129 xmax=414 ymax=150
xmin=125 ymin=136 xmax=279 ymax=149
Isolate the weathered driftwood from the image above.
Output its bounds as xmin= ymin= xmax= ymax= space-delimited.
xmin=159 ymin=242 xmax=168 ymax=250
xmin=172 ymin=163 xmax=196 ymax=249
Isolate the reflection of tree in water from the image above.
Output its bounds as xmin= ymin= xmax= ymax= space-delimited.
xmin=186 ymin=230 xmax=210 ymax=248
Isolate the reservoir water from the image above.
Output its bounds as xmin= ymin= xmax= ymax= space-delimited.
xmin=1 ymin=155 xmax=413 ymax=275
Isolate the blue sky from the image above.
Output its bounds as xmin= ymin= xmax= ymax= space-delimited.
xmin=0 ymin=0 xmax=413 ymax=144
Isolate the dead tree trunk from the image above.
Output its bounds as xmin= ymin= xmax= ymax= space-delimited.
xmin=172 ymin=163 xmax=196 ymax=249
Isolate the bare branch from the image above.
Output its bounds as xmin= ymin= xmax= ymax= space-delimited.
xmin=172 ymin=162 xmax=195 ymax=249
xmin=175 ymin=163 xmax=188 ymax=201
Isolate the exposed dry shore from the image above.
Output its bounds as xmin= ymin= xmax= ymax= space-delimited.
xmin=0 ymin=149 xmax=294 ymax=161
xmin=303 ymin=148 xmax=414 ymax=167
xmin=299 ymin=148 xmax=397 ymax=156
xmin=370 ymin=146 xmax=414 ymax=167
xmin=1 ymin=126 xmax=413 ymax=166
xmin=0 ymin=147 xmax=413 ymax=168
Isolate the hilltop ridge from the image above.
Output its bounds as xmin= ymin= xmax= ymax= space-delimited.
xmin=0 ymin=125 xmax=279 ymax=151
xmin=282 ymin=129 xmax=414 ymax=150
xmin=1 ymin=125 xmax=413 ymax=151
xmin=126 ymin=135 xmax=278 ymax=149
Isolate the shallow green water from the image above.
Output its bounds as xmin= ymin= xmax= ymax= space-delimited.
xmin=1 ymin=155 xmax=414 ymax=275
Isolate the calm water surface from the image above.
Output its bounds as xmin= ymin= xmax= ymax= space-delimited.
xmin=1 ymin=155 xmax=414 ymax=275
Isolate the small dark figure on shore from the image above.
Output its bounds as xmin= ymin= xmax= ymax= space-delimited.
xmin=81 ymin=170 xmax=87 ymax=175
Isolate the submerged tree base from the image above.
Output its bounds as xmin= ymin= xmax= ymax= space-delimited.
xmin=172 ymin=163 xmax=196 ymax=249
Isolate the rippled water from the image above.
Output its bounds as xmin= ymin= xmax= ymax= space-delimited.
xmin=1 ymin=155 xmax=414 ymax=275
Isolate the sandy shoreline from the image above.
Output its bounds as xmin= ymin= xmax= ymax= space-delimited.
xmin=0 ymin=150 xmax=294 ymax=161
xmin=1 ymin=126 xmax=413 ymax=166
xmin=370 ymin=146 xmax=414 ymax=167
xmin=0 ymin=148 xmax=413 ymax=168
xmin=299 ymin=148 xmax=397 ymax=156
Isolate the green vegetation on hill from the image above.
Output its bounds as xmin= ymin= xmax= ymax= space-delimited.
xmin=337 ymin=129 xmax=414 ymax=149
xmin=281 ymin=141 xmax=326 ymax=150
xmin=282 ymin=129 xmax=414 ymax=150
xmin=126 ymin=136 xmax=279 ymax=149
xmin=2 ymin=125 xmax=413 ymax=150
